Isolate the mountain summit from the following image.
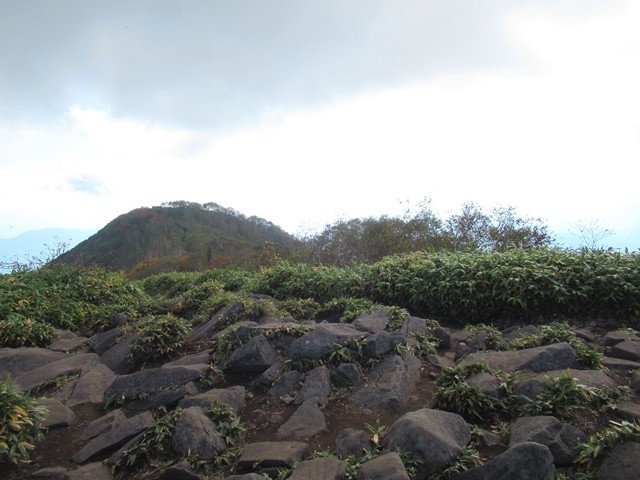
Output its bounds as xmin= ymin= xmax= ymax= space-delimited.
xmin=54 ymin=201 xmax=295 ymax=276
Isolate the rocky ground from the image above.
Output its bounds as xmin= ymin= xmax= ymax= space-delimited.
xmin=1 ymin=305 xmax=640 ymax=480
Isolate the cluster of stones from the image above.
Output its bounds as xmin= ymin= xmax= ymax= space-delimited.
xmin=1 ymin=302 xmax=640 ymax=480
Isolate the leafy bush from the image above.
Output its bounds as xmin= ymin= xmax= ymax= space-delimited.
xmin=128 ymin=315 xmax=191 ymax=364
xmin=0 ymin=378 xmax=48 ymax=464
xmin=0 ymin=314 xmax=56 ymax=348
xmin=577 ymin=419 xmax=640 ymax=467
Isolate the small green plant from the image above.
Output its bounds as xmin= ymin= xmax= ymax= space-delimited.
xmin=464 ymin=323 xmax=502 ymax=350
xmin=0 ymin=314 xmax=56 ymax=348
xmin=576 ymin=419 xmax=640 ymax=468
xmin=407 ymin=332 xmax=439 ymax=357
xmin=364 ymin=418 xmax=386 ymax=446
xmin=128 ymin=314 xmax=191 ymax=364
xmin=0 ymin=377 xmax=48 ymax=464
xmin=328 ymin=338 xmax=366 ymax=366
xmin=385 ymin=306 xmax=409 ymax=331
xmin=206 ymin=401 xmax=245 ymax=448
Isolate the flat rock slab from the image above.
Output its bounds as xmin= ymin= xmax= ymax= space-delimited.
xmin=237 ymin=441 xmax=309 ymax=472
xmin=295 ymin=366 xmax=331 ymax=405
xmin=609 ymin=340 xmax=640 ymax=362
xmin=127 ymin=381 xmax=198 ymax=412
xmin=47 ymin=335 xmax=89 ymax=353
xmin=509 ymin=416 xmax=586 ymax=465
xmin=103 ymin=363 xmax=209 ymax=403
xmin=457 ymin=442 xmax=555 ymax=480
xmin=171 ymin=406 xmax=226 ymax=459
xmin=596 ymin=441 xmax=640 ymax=480
xmin=357 ymin=452 xmax=409 ymax=480
xmin=602 ymin=356 xmax=640 ymax=371
xmin=38 ymin=397 xmax=77 ymax=428
xmin=460 ymin=342 xmax=577 ymax=373
xmin=0 ymin=347 xmax=67 ymax=381
xmin=222 ymin=335 xmax=278 ymax=373
xmin=14 ymin=353 xmax=100 ymax=392
xmin=615 ymin=401 xmax=640 ymax=421
xmin=66 ymin=363 xmax=116 ymax=407
xmin=352 ymin=308 xmax=389 ymax=333
xmin=163 ymin=351 xmax=212 ymax=367
xmin=72 ymin=411 xmax=154 ymax=464
xmin=529 ymin=369 xmax=617 ymax=389
xmin=66 ymin=462 xmax=114 ymax=480
xmin=81 ymin=409 xmax=127 ymax=441
xmin=601 ymin=331 xmax=640 ymax=347
xmin=277 ymin=400 xmax=326 ymax=441
xmin=349 ymin=354 xmax=421 ymax=413
xmin=99 ymin=334 xmax=137 ymax=374
xmin=289 ymin=456 xmax=347 ymax=480
xmin=179 ymin=385 xmax=246 ymax=412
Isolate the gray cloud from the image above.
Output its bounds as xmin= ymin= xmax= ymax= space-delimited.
xmin=0 ymin=0 xmax=622 ymax=129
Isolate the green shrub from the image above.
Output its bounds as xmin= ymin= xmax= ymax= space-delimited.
xmin=129 ymin=315 xmax=190 ymax=364
xmin=0 ymin=378 xmax=48 ymax=464
xmin=0 ymin=314 xmax=56 ymax=348
xmin=577 ymin=419 xmax=640 ymax=468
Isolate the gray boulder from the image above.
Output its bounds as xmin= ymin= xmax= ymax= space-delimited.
xmin=460 ymin=342 xmax=577 ymax=372
xmin=126 ymin=381 xmax=198 ymax=412
xmin=66 ymin=462 xmax=114 ymax=480
xmin=609 ymin=340 xmax=640 ymax=362
xmin=66 ymin=363 xmax=116 ymax=407
xmin=509 ymin=416 xmax=586 ymax=465
xmin=80 ymin=409 xmax=126 ymax=441
xmin=288 ymin=328 xmax=340 ymax=361
xmin=457 ymin=442 xmax=555 ymax=480
xmin=362 ymin=332 xmax=405 ymax=358
xmin=277 ymin=399 xmax=327 ymax=440
xmin=237 ymin=441 xmax=309 ymax=472
xmin=90 ymin=329 xmax=120 ymax=354
xmin=332 ymin=363 xmax=362 ymax=388
xmin=171 ymin=406 xmax=227 ymax=459
xmin=335 ymin=428 xmax=373 ymax=458
xmin=381 ymin=408 xmax=471 ymax=478
xmin=13 ymin=353 xmax=100 ymax=392
xmin=159 ymin=461 xmax=199 ymax=480
xmin=0 ymin=347 xmax=67 ymax=381
xmin=350 ymin=355 xmax=420 ymax=413
xmin=38 ymin=397 xmax=76 ymax=428
xmin=186 ymin=302 xmax=244 ymax=344
xmin=222 ymin=335 xmax=278 ymax=373
xmin=352 ymin=308 xmax=389 ymax=333
xmin=268 ymin=370 xmax=302 ymax=398
xmin=357 ymin=452 xmax=409 ymax=480
xmin=596 ymin=441 xmax=640 ymax=480
xmin=295 ymin=366 xmax=332 ymax=405
xmin=99 ymin=334 xmax=137 ymax=374
xmin=601 ymin=330 xmax=640 ymax=347
xmin=179 ymin=385 xmax=246 ymax=412
xmin=289 ymin=456 xmax=347 ymax=480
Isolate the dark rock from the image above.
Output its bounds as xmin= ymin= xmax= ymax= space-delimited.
xmin=601 ymin=330 xmax=640 ymax=347
xmin=159 ymin=461 xmax=200 ymax=480
xmin=362 ymin=332 xmax=405 ymax=358
xmin=66 ymin=462 xmax=114 ymax=480
xmin=31 ymin=466 xmax=68 ymax=479
xmin=289 ymin=456 xmax=347 ymax=480
xmin=352 ymin=308 xmax=389 ymax=333
xmin=401 ymin=316 xmax=430 ymax=339
xmin=126 ymin=381 xmax=198 ymax=412
xmin=332 ymin=363 xmax=362 ymax=388
xmin=80 ymin=409 xmax=126 ymax=441
xmin=382 ymin=408 xmax=471 ymax=478
xmin=222 ymin=335 xmax=278 ymax=373
xmin=179 ymin=385 xmax=246 ymax=412
xmin=456 ymin=442 xmax=555 ymax=480
xmin=616 ymin=401 xmax=640 ymax=421
xmin=277 ymin=400 xmax=327 ymax=440
xmin=67 ymin=364 xmax=116 ymax=407
xmin=0 ymin=347 xmax=67 ymax=381
xmin=466 ymin=372 xmax=503 ymax=400
xmin=602 ymin=356 xmax=640 ymax=371
xmin=288 ymin=328 xmax=340 ymax=361
xmin=47 ymin=333 xmax=89 ymax=353
xmin=509 ymin=416 xmax=586 ymax=465
xmin=237 ymin=441 xmax=309 ymax=472
xmin=103 ymin=364 xmax=208 ymax=403
xmin=72 ymin=411 xmax=154 ymax=464
xmin=38 ymin=397 xmax=76 ymax=428
xmin=295 ymin=366 xmax=332 ymax=405
xmin=357 ymin=451 xmax=409 ymax=480
xmin=13 ymin=353 xmax=100 ymax=392
xmin=460 ymin=342 xmax=577 ymax=373
xmin=163 ymin=351 xmax=212 ymax=367
xmin=335 ymin=428 xmax=373 ymax=458
xmin=478 ymin=428 xmax=503 ymax=448
xmin=503 ymin=325 xmax=539 ymax=341
xmin=575 ymin=328 xmax=596 ymax=342
xmin=268 ymin=370 xmax=302 ymax=398
xmin=596 ymin=441 xmax=640 ymax=480
xmin=431 ymin=326 xmax=452 ymax=349
xmin=171 ymin=406 xmax=227 ymax=459
xmin=350 ymin=355 xmax=421 ymax=413
xmin=186 ymin=302 xmax=244 ymax=344
xmin=631 ymin=370 xmax=640 ymax=394
xmin=256 ymin=358 xmax=286 ymax=387
xmin=99 ymin=334 xmax=137 ymax=374
xmin=425 ymin=354 xmax=456 ymax=370
xmin=609 ymin=340 xmax=640 ymax=362
xmin=112 ymin=313 xmax=128 ymax=328
xmin=91 ymin=329 xmax=120 ymax=355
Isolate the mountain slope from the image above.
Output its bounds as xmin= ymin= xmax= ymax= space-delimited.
xmin=54 ymin=202 xmax=295 ymax=275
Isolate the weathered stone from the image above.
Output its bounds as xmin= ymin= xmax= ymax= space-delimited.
xmin=431 ymin=326 xmax=452 ymax=349
xmin=509 ymin=416 xmax=586 ymax=465
xmin=222 ymin=335 xmax=278 ymax=373
xmin=67 ymin=363 xmax=116 ymax=407
xmin=596 ymin=441 xmax=640 ymax=480
xmin=186 ymin=302 xmax=244 ymax=343
xmin=352 ymin=308 xmax=389 ymax=333
xmin=80 ymin=409 xmax=126 ymax=441
xmin=256 ymin=358 xmax=286 ymax=387
xmin=601 ymin=330 xmax=640 ymax=347
xmin=0 ymin=347 xmax=67 ymax=382
xmin=289 ymin=456 xmax=347 ymax=480
xmin=47 ymin=333 xmax=89 ymax=353
xmin=103 ymin=364 xmax=208 ymax=403
xmin=90 ymin=329 xmax=120 ymax=355
xmin=362 ymin=332 xmax=405 ymax=358
xmin=12 ymin=353 xmax=99 ymax=392
xmin=288 ymin=328 xmax=340 ymax=361
xmin=460 ymin=342 xmax=577 ymax=373
xmin=478 ymin=428 xmax=503 ymax=448
xmin=332 ymin=363 xmax=361 ymax=388
xmin=127 ymin=381 xmax=198 ymax=412
xmin=609 ymin=340 xmax=640 ymax=362
xmin=179 ymin=385 xmax=246 ymax=412
xmin=277 ymin=399 xmax=326 ymax=440
xmin=335 ymin=428 xmax=373 ymax=458
xmin=631 ymin=370 xmax=640 ymax=395
xmin=401 ymin=316 xmax=430 ymax=339
xmin=295 ymin=366 xmax=332 ymax=405
xmin=350 ymin=355 xmax=421 ymax=413
xmin=457 ymin=442 xmax=555 ymax=480
xmin=237 ymin=441 xmax=309 ymax=472
xmin=574 ymin=328 xmax=596 ymax=342
xmin=616 ymin=401 xmax=640 ymax=421
xmin=602 ymin=356 xmax=640 ymax=371
xmin=66 ymin=462 xmax=114 ymax=480
xmin=99 ymin=334 xmax=137 ymax=374
xmin=159 ymin=460 xmax=199 ymax=480
xmin=268 ymin=370 xmax=302 ymax=398
xmin=38 ymin=397 xmax=76 ymax=428
xmin=466 ymin=372 xmax=503 ymax=399
xmin=71 ymin=411 xmax=155 ymax=464
xmin=171 ymin=406 xmax=226 ymax=459
xmin=31 ymin=466 xmax=68 ymax=479
xmin=382 ymin=408 xmax=471 ymax=478
xmin=163 ymin=351 xmax=212 ymax=367
xmin=357 ymin=451 xmax=409 ymax=480
xmin=425 ymin=354 xmax=456 ymax=370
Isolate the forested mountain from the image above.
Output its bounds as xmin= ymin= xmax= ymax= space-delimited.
xmin=54 ymin=201 xmax=295 ymax=276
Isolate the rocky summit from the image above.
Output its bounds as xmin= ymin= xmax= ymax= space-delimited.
xmin=1 ymin=307 xmax=640 ymax=480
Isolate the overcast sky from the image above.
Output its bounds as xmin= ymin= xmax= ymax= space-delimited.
xmin=1 ymin=0 xmax=639 ymax=249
